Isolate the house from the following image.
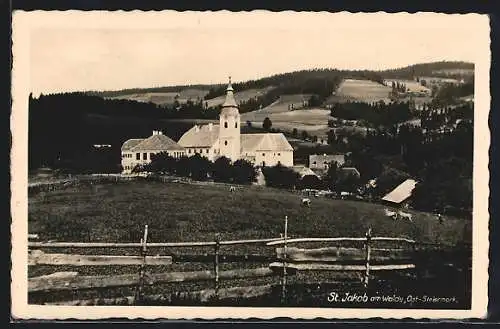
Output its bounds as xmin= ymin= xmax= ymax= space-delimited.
xmin=309 ymin=154 xmax=345 ymax=170
xmin=292 ymin=165 xmax=321 ymax=179
xmin=339 ymin=167 xmax=361 ymax=179
xmin=177 ymin=77 xmax=294 ymax=167
xmin=121 ymin=130 xmax=185 ymax=173
xmin=381 ymin=179 xmax=418 ymax=206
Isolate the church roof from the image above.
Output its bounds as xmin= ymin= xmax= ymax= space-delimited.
xmin=178 ymin=124 xmax=220 ymax=148
xmin=221 ymin=77 xmax=239 ymax=116
xmin=241 ymin=133 xmax=293 ymax=152
xmin=128 ymin=133 xmax=184 ymax=152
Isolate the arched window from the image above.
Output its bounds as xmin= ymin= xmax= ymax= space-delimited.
xmin=235 ymin=122 xmax=238 ymax=128
xmin=224 ymin=122 xmax=228 ymax=128
xmin=224 ymin=141 xmax=228 ymax=146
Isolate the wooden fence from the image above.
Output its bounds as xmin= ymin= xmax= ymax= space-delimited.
xmin=28 ymin=219 xmax=420 ymax=306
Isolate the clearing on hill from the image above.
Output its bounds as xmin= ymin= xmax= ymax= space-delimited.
xmin=328 ymin=79 xmax=392 ymax=104
xmin=204 ymin=86 xmax=276 ymax=108
xmin=107 ymin=88 xmax=210 ymax=106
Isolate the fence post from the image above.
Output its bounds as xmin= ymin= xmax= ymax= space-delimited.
xmin=214 ymin=233 xmax=221 ymax=300
xmin=135 ymin=225 xmax=148 ymax=305
xmin=281 ymin=215 xmax=288 ymax=304
xmin=363 ymin=227 xmax=372 ymax=289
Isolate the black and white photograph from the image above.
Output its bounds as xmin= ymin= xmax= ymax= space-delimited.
xmin=11 ymin=11 xmax=490 ymax=319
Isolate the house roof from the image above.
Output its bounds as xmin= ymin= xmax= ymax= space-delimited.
xmin=178 ymin=124 xmax=220 ymax=148
xmin=340 ymin=167 xmax=361 ymax=177
xmin=292 ymin=165 xmax=320 ymax=178
xmin=129 ymin=134 xmax=184 ymax=152
xmin=382 ymin=179 xmax=418 ymax=204
xmin=241 ymin=133 xmax=293 ymax=152
xmin=121 ymin=139 xmax=145 ymax=151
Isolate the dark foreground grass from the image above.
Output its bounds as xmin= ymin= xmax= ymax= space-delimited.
xmin=28 ymin=180 xmax=471 ymax=245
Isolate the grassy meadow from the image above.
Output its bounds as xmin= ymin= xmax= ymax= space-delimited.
xmin=27 ymin=180 xmax=471 ymax=306
xmin=332 ymin=79 xmax=392 ymax=104
xmin=29 ymin=180 xmax=470 ymax=245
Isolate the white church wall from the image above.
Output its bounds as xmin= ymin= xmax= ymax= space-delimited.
xmin=184 ymin=140 xmax=219 ymax=162
xmin=253 ymin=150 xmax=293 ymax=167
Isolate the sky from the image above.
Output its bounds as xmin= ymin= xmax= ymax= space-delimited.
xmin=19 ymin=11 xmax=489 ymax=95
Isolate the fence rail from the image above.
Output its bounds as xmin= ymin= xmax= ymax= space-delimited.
xmin=28 ymin=221 xmax=428 ymax=305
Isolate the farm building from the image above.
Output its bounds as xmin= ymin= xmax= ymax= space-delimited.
xmin=121 ymin=131 xmax=186 ymax=173
xmin=309 ymin=154 xmax=345 ymax=170
xmin=178 ymin=78 xmax=294 ymax=167
xmin=381 ymin=179 xmax=418 ymax=207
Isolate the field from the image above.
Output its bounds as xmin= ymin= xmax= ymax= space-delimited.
xmin=383 ymin=79 xmax=431 ymax=94
xmin=419 ymin=76 xmax=462 ymax=84
xmin=204 ymin=86 xmax=276 ymax=108
xmin=241 ymin=94 xmax=326 ymax=136
xmin=431 ymin=69 xmax=474 ymax=76
xmin=28 ymin=180 xmax=471 ymax=306
xmin=329 ymin=79 xmax=392 ymax=104
xmin=29 ymin=180 xmax=469 ymax=246
xmin=107 ymin=88 xmax=210 ymax=106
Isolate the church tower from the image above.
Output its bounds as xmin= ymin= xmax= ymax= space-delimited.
xmin=218 ymin=77 xmax=241 ymax=162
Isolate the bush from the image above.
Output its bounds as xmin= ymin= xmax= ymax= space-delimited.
xmin=262 ymin=164 xmax=300 ymax=189
xmin=232 ymin=159 xmax=258 ymax=184
xmin=212 ymin=156 xmax=233 ymax=183
xmin=187 ymin=154 xmax=212 ymax=181
xmin=298 ymin=175 xmax=324 ymax=190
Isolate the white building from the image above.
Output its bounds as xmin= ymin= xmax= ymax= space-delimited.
xmin=177 ymin=78 xmax=294 ymax=167
xmin=121 ymin=130 xmax=185 ymax=173
xmin=309 ymin=154 xmax=345 ymax=170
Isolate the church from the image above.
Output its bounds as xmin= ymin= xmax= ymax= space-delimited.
xmin=121 ymin=78 xmax=294 ymax=173
xmin=177 ymin=78 xmax=294 ymax=167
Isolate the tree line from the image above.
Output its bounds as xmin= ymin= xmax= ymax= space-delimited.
xmin=135 ymin=154 xmax=258 ymax=184
xmin=329 ymin=101 xmax=414 ymax=126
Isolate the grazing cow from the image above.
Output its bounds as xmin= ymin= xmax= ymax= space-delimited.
xmin=301 ymin=198 xmax=311 ymax=207
xmin=384 ymin=208 xmax=398 ymax=220
xmin=398 ymin=211 xmax=413 ymax=222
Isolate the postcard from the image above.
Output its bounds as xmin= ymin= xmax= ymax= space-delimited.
xmin=11 ymin=10 xmax=490 ymax=320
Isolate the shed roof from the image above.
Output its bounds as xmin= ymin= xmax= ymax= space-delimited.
xmin=381 ymin=179 xmax=418 ymax=204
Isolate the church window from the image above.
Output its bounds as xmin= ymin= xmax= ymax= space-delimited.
xmin=224 ymin=122 xmax=228 ymax=128
xmin=278 ymin=153 xmax=281 ymax=156
xmin=224 ymin=141 xmax=228 ymax=146
xmin=262 ymin=153 xmax=265 ymax=156
xmin=235 ymin=122 xmax=238 ymax=128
